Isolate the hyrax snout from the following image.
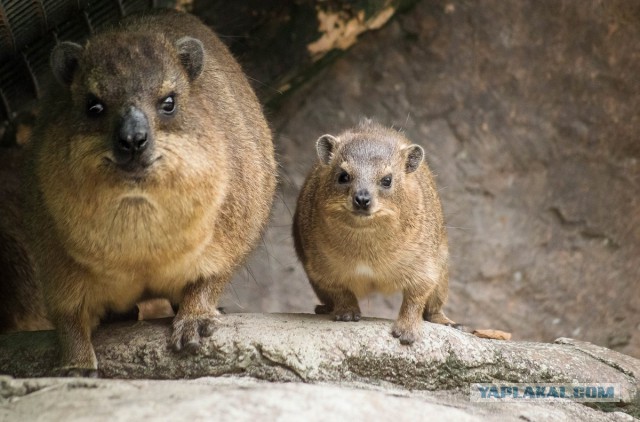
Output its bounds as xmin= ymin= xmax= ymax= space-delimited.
xmin=25 ymin=10 xmax=276 ymax=376
xmin=113 ymin=106 xmax=154 ymax=172
xmin=294 ymin=119 xmax=456 ymax=344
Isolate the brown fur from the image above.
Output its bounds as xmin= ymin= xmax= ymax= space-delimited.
xmin=293 ymin=120 xmax=455 ymax=344
xmin=24 ymin=10 xmax=276 ymax=375
xmin=0 ymin=148 xmax=51 ymax=334
xmin=0 ymin=149 xmax=169 ymax=334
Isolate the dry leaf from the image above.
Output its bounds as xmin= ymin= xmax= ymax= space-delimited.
xmin=472 ymin=329 xmax=512 ymax=340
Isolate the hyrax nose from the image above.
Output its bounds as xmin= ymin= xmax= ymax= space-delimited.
xmin=353 ymin=189 xmax=372 ymax=210
xmin=115 ymin=107 xmax=151 ymax=158
xmin=118 ymin=130 xmax=147 ymax=152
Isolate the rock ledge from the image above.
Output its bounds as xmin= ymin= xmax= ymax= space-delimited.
xmin=0 ymin=313 xmax=638 ymax=418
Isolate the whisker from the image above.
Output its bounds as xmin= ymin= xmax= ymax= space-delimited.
xmin=227 ymin=282 xmax=244 ymax=310
xmin=445 ymin=225 xmax=472 ymax=231
xmin=244 ymin=262 xmax=262 ymax=287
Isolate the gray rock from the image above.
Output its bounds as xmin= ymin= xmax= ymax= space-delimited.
xmin=0 ymin=313 xmax=637 ymax=418
xmin=0 ymin=376 xmax=631 ymax=422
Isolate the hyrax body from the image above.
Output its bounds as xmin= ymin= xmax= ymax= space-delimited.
xmin=293 ymin=120 xmax=455 ymax=344
xmin=24 ymin=10 xmax=276 ymax=375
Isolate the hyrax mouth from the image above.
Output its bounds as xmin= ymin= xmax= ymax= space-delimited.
xmin=351 ymin=208 xmax=374 ymax=217
xmin=104 ymin=155 xmax=161 ymax=182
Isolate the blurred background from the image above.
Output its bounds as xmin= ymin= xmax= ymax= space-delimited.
xmin=1 ymin=0 xmax=638 ymax=358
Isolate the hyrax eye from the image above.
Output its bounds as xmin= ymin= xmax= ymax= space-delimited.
xmin=337 ymin=170 xmax=351 ymax=184
xmin=86 ymin=97 xmax=105 ymax=117
xmin=159 ymin=94 xmax=176 ymax=115
xmin=381 ymin=175 xmax=392 ymax=188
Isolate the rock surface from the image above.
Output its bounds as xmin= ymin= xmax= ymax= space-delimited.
xmin=0 ymin=377 xmax=634 ymax=422
xmin=0 ymin=314 xmax=638 ymax=419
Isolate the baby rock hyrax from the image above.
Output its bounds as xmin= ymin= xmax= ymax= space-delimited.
xmin=293 ymin=120 xmax=456 ymax=344
xmin=24 ymin=10 xmax=276 ymax=375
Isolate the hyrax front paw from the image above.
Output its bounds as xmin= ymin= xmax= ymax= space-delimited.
xmin=315 ymin=304 xmax=332 ymax=314
xmin=57 ymin=367 xmax=99 ymax=378
xmin=391 ymin=321 xmax=421 ymax=345
xmin=171 ymin=313 xmax=219 ymax=354
xmin=333 ymin=308 xmax=361 ymax=322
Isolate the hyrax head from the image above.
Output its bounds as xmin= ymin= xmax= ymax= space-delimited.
xmin=315 ymin=121 xmax=425 ymax=220
xmin=50 ymin=30 xmax=205 ymax=179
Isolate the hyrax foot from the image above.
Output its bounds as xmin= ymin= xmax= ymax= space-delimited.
xmin=424 ymin=311 xmax=454 ymax=325
xmin=58 ymin=367 xmax=99 ymax=378
xmin=424 ymin=311 xmax=464 ymax=330
xmin=391 ymin=321 xmax=421 ymax=345
xmin=171 ymin=313 xmax=219 ymax=354
xmin=334 ymin=309 xmax=361 ymax=322
xmin=327 ymin=290 xmax=360 ymax=321
xmin=54 ymin=312 xmax=99 ymax=377
xmin=315 ymin=304 xmax=332 ymax=314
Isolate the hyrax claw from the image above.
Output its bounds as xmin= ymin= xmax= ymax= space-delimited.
xmin=334 ymin=310 xmax=361 ymax=322
xmin=171 ymin=314 xmax=219 ymax=353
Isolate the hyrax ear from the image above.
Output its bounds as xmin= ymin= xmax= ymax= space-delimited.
xmin=176 ymin=36 xmax=204 ymax=81
xmin=316 ymin=134 xmax=340 ymax=165
xmin=404 ymin=144 xmax=424 ymax=173
xmin=51 ymin=42 xmax=83 ymax=86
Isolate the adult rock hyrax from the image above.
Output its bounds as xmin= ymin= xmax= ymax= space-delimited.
xmin=293 ymin=120 xmax=456 ymax=345
xmin=24 ymin=9 xmax=276 ymax=376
